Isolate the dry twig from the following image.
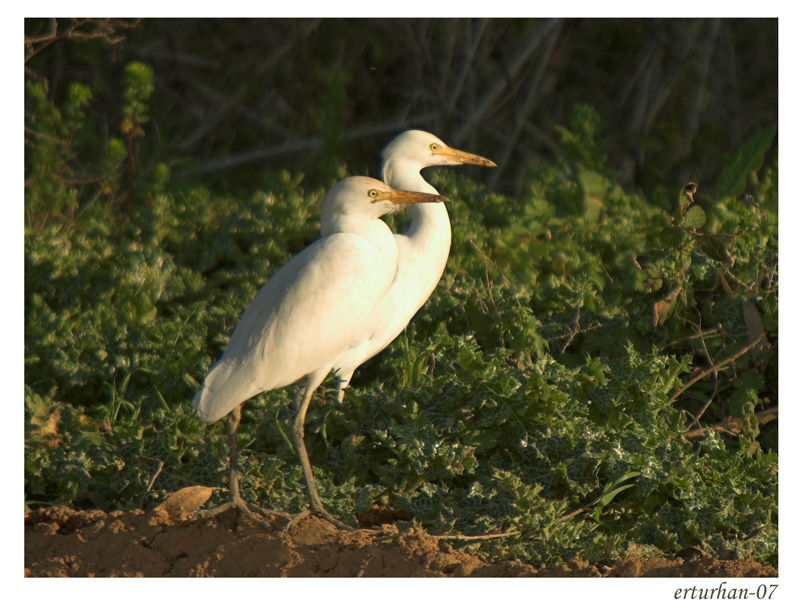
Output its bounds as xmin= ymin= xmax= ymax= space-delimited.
xmin=670 ymin=331 xmax=767 ymax=401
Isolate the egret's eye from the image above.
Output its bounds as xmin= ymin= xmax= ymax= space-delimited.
xmin=430 ymin=143 xmax=439 ymax=152
xmin=368 ymin=189 xmax=379 ymax=198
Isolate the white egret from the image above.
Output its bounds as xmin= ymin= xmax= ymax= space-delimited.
xmin=329 ymin=130 xmax=495 ymax=401
xmin=193 ymin=176 xmax=449 ymax=528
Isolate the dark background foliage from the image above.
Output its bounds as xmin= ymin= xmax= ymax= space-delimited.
xmin=25 ymin=18 xmax=777 ymax=198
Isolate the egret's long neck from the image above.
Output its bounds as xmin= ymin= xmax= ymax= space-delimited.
xmin=381 ymin=159 xmax=452 ymax=292
xmin=324 ymin=215 xmax=398 ymax=263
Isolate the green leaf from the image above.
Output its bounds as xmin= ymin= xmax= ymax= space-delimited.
xmin=462 ymin=429 xmax=499 ymax=453
xmin=593 ymin=471 xmax=641 ymax=522
xmin=715 ymin=125 xmax=776 ymax=199
xmin=678 ymin=182 xmax=698 ymax=210
xmin=679 ymin=206 xmax=706 ymax=230
xmin=696 ymin=235 xmax=731 ymax=264
xmin=659 ymin=226 xmax=686 ymax=248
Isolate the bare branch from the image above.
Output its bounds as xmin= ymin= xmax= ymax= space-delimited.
xmin=670 ymin=332 xmax=768 ymax=401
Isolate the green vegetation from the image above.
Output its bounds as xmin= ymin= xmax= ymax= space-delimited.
xmin=25 ymin=59 xmax=777 ymax=567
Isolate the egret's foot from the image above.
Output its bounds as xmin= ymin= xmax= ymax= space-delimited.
xmin=315 ymin=508 xmax=356 ymax=531
xmin=200 ymin=404 xmax=293 ymax=532
xmin=285 ymin=506 xmax=355 ymax=532
xmin=284 ymin=508 xmax=311 ymax=531
xmin=198 ymin=494 xmax=292 ymax=532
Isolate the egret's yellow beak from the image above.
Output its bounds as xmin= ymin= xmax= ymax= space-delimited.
xmin=438 ymin=145 xmax=496 ymax=167
xmin=375 ymin=189 xmax=450 ymax=206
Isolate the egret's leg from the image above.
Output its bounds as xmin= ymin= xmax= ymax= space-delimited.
xmin=288 ymin=383 xmax=354 ymax=531
xmin=334 ymin=371 xmax=354 ymax=403
xmin=199 ymin=404 xmax=291 ymax=529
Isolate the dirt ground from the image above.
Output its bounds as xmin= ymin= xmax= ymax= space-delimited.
xmin=25 ymin=487 xmax=777 ymax=578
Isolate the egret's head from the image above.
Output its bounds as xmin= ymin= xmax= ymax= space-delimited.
xmin=320 ymin=176 xmax=448 ymax=235
xmin=380 ymin=130 xmax=496 ymax=173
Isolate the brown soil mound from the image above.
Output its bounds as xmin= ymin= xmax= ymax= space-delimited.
xmin=25 ymin=498 xmax=776 ymax=578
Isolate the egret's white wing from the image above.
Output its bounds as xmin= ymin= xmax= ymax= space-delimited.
xmin=194 ymin=232 xmax=397 ymax=421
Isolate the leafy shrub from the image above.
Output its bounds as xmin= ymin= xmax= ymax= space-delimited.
xmin=25 ymin=67 xmax=777 ymax=567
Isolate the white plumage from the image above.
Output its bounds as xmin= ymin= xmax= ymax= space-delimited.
xmin=329 ymin=130 xmax=496 ymax=401
xmin=193 ymin=175 xmax=448 ymax=527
